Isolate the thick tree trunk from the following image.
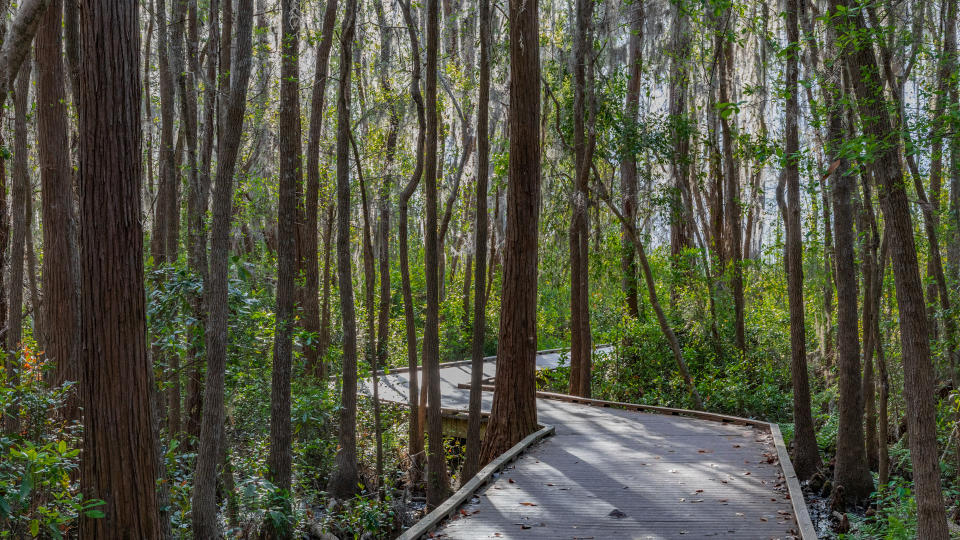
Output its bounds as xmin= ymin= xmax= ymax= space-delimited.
xmin=480 ymin=0 xmax=541 ymax=465
xmin=77 ymin=1 xmax=161 ymax=534
xmin=327 ymin=0 xmax=361 ymax=500
xmin=191 ymin=1 xmax=254 ymax=535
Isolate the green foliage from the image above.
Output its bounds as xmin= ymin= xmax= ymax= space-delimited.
xmin=0 ymin=358 xmax=100 ymax=539
xmin=844 ymin=479 xmax=920 ymax=539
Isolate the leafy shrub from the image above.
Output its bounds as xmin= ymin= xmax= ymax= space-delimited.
xmin=0 ymin=354 xmax=102 ymax=539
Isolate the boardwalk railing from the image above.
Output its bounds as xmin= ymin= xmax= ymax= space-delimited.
xmin=396 ymin=424 xmax=556 ymax=540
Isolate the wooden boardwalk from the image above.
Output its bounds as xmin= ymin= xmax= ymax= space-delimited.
xmin=363 ymin=351 xmax=804 ymax=539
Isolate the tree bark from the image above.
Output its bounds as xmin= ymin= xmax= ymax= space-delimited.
xmin=77 ymin=1 xmax=161 ymax=534
xmin=568 ymin=0 xmax=594 ymax=398
xmin=463 ymin=0 xmax=492 ymax=481
xmin=398 ymin=0 xmax=426 ymax=476
xmin=424 ymin=0 xmax=451 ymax=507
xmin=480 ymin=0 xmax=541 ymax=465
xmin=4 ymin=57 xmax=30 ymax=434
xmin=265 ymin=1 xmax=301 ymax=528
xmin=716 ymin=12 xmax=745 ymax=353
xmin=782 ymin=0 xmax=820 ymax=480
xmin=327 ymin=0 xmax=361 ymax=500
xmin=303 ymin=0 xmax=339 ymax=379
xmin=826 ymin=85 xmax=873 ymax=506
xmin=191 ymin=0 xmax=254 ymax=535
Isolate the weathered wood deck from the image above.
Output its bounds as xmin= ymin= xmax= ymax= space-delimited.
xmin=362 ymin=350 xmax=806 ymax=539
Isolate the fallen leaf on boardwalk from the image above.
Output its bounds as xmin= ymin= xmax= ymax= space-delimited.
xmin=733 ymin=444 xmax=741 ymax=448
xmin=508 ymin=478 xmax=515 ymax=483
xmin=546 ymin=483 xmax=554 ymax=486
xmin=460 ymin=509 xmax=469 ymax=516
xmin=695 ymin=489 xmax=704 ymax=493
xmin=718 ymin=499 xmax=728 ymax=503
xmin=472 ymin=510 xmax=481 ymax=514
xmin=520 ymin=524 xmax=531 ymax=529
xmin=520 ymin=502 xmax=537 ymax=506
xmin=690 ymin=499 xmax=704 ymax=503
xmin=608 ymin=509 xmax=627 ymax=519
xmin=777 ymin=510 xmax=791 ymax=515
xmin=760 ymin=517 xmax=768 ymax=522
xmin=744 ymin=472 xmax=751 ymax=475
xmin=698 ymin=449 xmax=713 ymax=453
xmin=679 ymin=498 xmax=685 ymax=502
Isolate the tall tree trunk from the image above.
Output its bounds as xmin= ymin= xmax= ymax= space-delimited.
xmin=354 ymin=137 xmax=384 ymax=498
xmin=179 ymin=0 xmax=206 ymax=446
xmin=152 ymin=0 xmax=177 ymax=437
xmin=374 ymin=1 xmax=400 ymax=498
xmin=5 ymin=58 xmax=30 ymax=434
xmin=859 ymin=170 xmax=880 ymax=471
xmin=480 ymin=0 xmax=541 ymax=464
xmin=398 ymin=0 xmax=425 ymax=476
xmin=424 ymin=0 xmax=451 ymax=508
xmin=77 ymin=1 xmax=161 ymax=534
xmin=266 ymin=1 xmax=301 ymax=529
xmin=463 ymin=0 xmax=492 ymax=481
xmin=717 ymin=15 xmax=745 ymax=353
xmin=668 ymin=0 xmax=692 ymax=298
xmin=327 ymin=0 xmax=360 ymax=500
xmin=317 ymin=203 xmax=335 ymax=376
xmin=568 ymin=0 xmax=594 ymax=398
xmin=876 ymin=234 xmax=890 ymax=486
xmin=303 ymin=0 xmax=339 ymax=379
xmin=37 ymin=0 xmax=80 ymax=435
xmin=781 ymin=0 xmax=820 ymax=480
xmin=826 ymin=73 xmax=873 ymax=505
xmin=191 ymin=1 xmax=254 ymax=534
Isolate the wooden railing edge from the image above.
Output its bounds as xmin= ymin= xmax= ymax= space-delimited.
xmin=768 ymin=423 xmax=817 ymax=540
xmin=456 ymin=383 xmax=816 ymax=540
xmin=395 ymin=423 xmax=556 ymax=540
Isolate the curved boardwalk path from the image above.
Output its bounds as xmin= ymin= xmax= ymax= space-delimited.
xmin=363 ymin=351 xmax=805 ymax=539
